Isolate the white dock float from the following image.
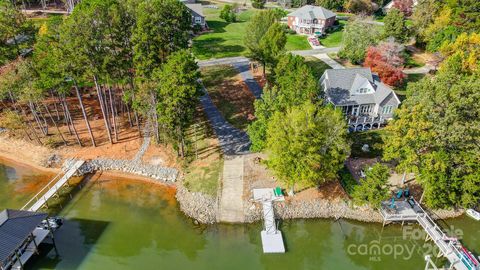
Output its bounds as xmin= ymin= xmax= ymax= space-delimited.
xmin=21 ymin=159 xmax=85 ymax=212
xmin=253 ymin=188 xmax=285 ymax=254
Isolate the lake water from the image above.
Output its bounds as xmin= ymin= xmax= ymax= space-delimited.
xmin=1 ymin=158 xmax=478 ymax=270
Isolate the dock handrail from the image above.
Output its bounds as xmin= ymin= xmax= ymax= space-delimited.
xmin=20 ymin=170 xmax=64 ymax=211
xmin=382 ymin=198 xmax=478 ymax=270
xmin=20 ymin=160 xmax=84 ymax=211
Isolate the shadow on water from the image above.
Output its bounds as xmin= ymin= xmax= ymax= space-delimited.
xmin=28 ymin=218 xmax=111 ymax=270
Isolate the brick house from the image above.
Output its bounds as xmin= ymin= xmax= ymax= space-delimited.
xmin=287 ymin=5 xmax=336 ymax=35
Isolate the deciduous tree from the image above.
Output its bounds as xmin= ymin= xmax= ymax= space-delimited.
xmin=383 ymin=74 xmax=480 ymax=208
xmin=266 ymin=102 xmax=350 ymax=194
xmin=248 ymin=54 xmax=319 ymax=151
xmin=383 ymin=8 xmax=409 ymax=43
xmin=338 ymin=17 xmax=380 ymax=64
xmin=220 ymin=4 xmax=237 ymax=22
xmin=352 ymin=163 xmax=390 ymax=208
xmin=392 ymin=0 xmax=414 ymax=16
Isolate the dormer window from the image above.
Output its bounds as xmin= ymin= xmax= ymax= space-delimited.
xmin=357 ymin=88 xmax=370 ymax=94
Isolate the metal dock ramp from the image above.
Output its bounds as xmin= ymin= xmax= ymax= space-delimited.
xmin=21 ymin=159 xmax=85 ymax=212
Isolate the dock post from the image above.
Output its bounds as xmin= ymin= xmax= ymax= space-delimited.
xmin=30 ymin=233 xmax=40 ymax=255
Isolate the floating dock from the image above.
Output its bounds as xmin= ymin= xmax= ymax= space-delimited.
xmin=253 ymin=188 xmax=285 ymax=253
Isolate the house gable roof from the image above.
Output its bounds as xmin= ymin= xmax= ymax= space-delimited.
xmin=322 ymin=68 xmax=400 ymax=106
xmin=185 ymin=4 xmax=204 ymax=17
xmin=287 ymin=5 xmax=336 ymax=20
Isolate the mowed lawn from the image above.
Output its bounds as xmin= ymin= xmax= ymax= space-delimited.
xmin=285 ymin=34 xmax=311 ymax=51
xmin=318 ymin=20 xmax=347 ymax=48
xmin=193 ymin=8 xmax=254 ymax=60
xmin=193 ymin=6 xmax=312 ymax=60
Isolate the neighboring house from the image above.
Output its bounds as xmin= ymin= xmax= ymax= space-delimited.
xmin=320 ymin=68 xmax=401 ymax=131
xmin=287 ymin=5 xmax=336 ymax=35
xmin=185 ymin=4 xmax=207 ymax=29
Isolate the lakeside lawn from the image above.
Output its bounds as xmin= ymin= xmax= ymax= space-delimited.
xmin=318 ymin=20 xmax=346 ymax=48
xmin=193 ymin=6 xmax=312 ymax=60
xmin=183 ymin=108 xmax=224 ymax=196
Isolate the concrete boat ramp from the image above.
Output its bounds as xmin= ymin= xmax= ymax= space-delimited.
xmin=253 ymin=188 xmax=285 ymax=253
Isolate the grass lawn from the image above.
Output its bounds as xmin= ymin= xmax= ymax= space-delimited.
xmin=183 ymin=108 xmax=223 ymax=196
xmin=318 ymin=20 xmax=346 ymax=48
xmin=201 ymin=65 xmax=255 ymax=130
xmin=285 ymin=34 xmax=311 ymax=51
xmin=304 ymin=56 xmax=330 ymax=77
xmin=193 ymin=6 xmax=312 ymax=60
xmin=349 ymin=129 xmax=386 ymax=158
xmin=192 ymin=8 xmax=255 ymax=60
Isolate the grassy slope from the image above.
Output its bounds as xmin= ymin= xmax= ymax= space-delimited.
xmin=183 ymin=108 xmax=223 ymax=196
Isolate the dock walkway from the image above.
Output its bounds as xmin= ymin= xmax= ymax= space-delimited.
xmin=21 ymin=160 xmax=85 ymax=212
xmin=381 ymin=199 xmax=478 ymax=270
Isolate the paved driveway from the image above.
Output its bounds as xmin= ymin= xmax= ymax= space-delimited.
xmin=199 ymin=86 xmax=251 ymax=155
xmin=232 ymin=62 xmax=263 ymax=99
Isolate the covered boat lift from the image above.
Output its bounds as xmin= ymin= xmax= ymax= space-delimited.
xmin=0 ymin=209 xmax=58 ymax=270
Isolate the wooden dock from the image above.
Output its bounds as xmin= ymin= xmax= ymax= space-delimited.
xmin=381 ymin=199 xmax=479 ymax=270
xmin=253 ymin=188 xmax=285 ymax=253
xmin=21 ymin=160 xmax=85 ymax=212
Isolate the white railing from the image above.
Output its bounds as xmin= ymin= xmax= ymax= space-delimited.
xmin=382 ymin=198 xmax=477 ymax=270
xmin=20 ymin=160 xmax=84 ymax=212
xmin=295 ymin=23 xmax=325 ymax=29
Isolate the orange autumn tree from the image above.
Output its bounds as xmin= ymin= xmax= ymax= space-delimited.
xmin=364 ymin=40 xmax=405 ymax=86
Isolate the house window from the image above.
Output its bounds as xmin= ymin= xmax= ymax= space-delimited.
xmin=361 ymin=105 xmax=373 ymax=114
xmin=357 ymin=88 xmax=370 ymax=94
xmin=382 ymin=105 xmax=393 ymax=114
xmin=195 ymin=17 xmax=202 ymax=24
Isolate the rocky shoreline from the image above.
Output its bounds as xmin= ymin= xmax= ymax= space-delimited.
xmin=243 ymin=199 xmax=464 ymax=224
xmin=175 ymin=182 xmax=218 ymax=224
xmin=69 ymin=158 xmax=178 ymax=183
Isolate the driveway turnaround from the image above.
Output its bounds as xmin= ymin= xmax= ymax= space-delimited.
xmin=199 ymin=86 xmax=251 ymax=155
xmin=232 ymin=62 xmax=263 ymax=99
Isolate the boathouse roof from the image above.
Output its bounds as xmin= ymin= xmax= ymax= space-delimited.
xmin=0 ymin=209 xmax=48 ymax=267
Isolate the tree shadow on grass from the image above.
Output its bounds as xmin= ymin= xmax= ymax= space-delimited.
xmin=193 ymin=37 xmax=245 ymax=59
xmin=206 ymin=20 xmax=230 ymax=33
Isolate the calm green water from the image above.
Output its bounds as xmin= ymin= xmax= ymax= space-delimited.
xmin=1 ymin=159 xmax=478 ymax=270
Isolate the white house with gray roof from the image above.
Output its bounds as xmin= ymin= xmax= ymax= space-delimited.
xmin=320 ymin=68 xmax=401 ymax=131
xmin=185 ymin=4 xmax=207 ymax=29
xmin=287 ymin=5 xmax=336 ymax=35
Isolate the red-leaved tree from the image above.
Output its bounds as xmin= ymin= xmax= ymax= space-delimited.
xmin=392 ymin=0 xmax=414 ymax=16
xmin=364 ymin=44 xmax=405 ymax=86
